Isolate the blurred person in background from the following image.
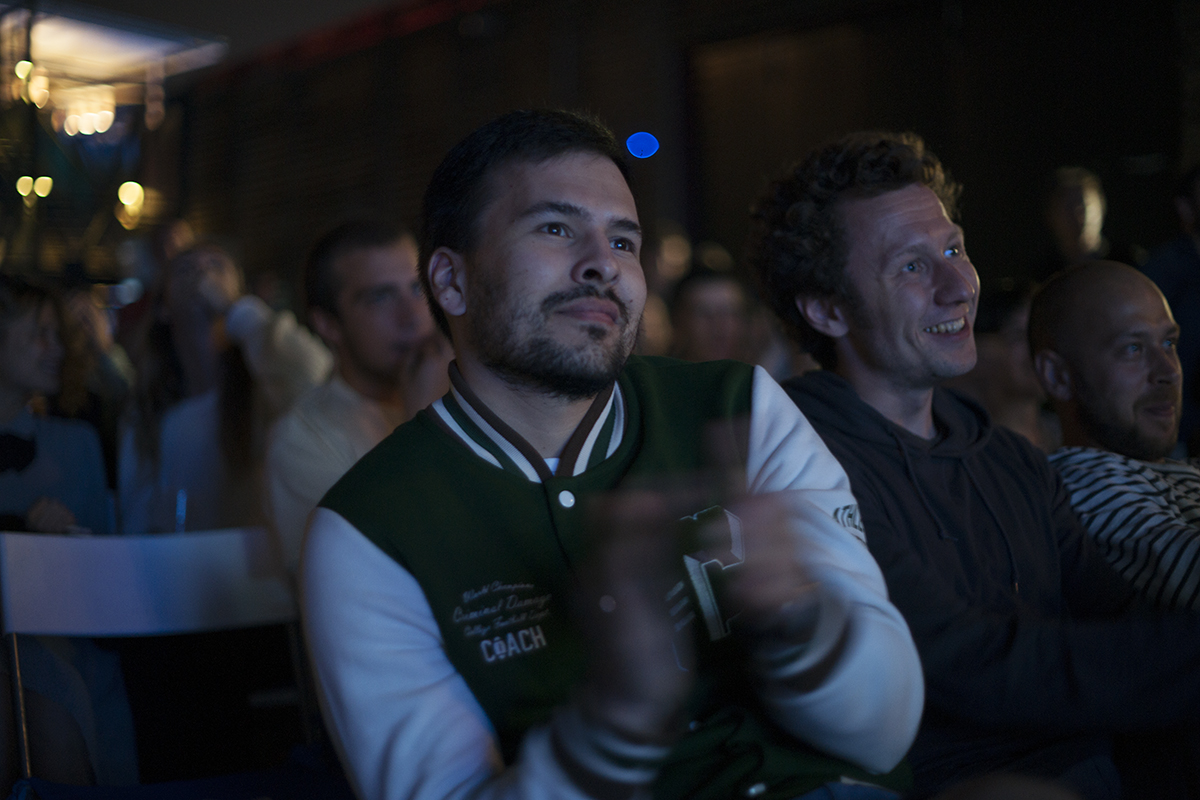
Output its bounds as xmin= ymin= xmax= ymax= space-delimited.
xmin=119 ymin=242 xmax=331 ymax=534
xmin=944 ymin=280 xmax=1059 ymax=450
xmin=1142 ymin=165 xmax=1200 ymax=455
xmin=0 ymin=275 xmax=112 ymax=534
xmin=666 ymin=263 xmax=818 ymax=380
xmin=0 ymin=275 xmax=135 ymax=788
xmin=266 ymin=220 xmax=450 ymax=574
xmin=114 ymin=219 xmax=194 ymax=354
xmin=47 ymin=269 xmax=136 ymax=490
xmin=667 ymin=264 xmax=753 ymax=363
xmin=1036 ymin=167 xmax=1143 ymax=281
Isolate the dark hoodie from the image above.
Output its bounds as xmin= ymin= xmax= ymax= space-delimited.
xmin=786 ymin=370 xmax=1200 ymax=796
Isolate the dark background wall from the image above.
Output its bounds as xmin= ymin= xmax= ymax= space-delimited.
xmin=174 ymin=0 xmax=1184 ymax=300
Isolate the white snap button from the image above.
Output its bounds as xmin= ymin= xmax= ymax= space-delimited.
xmin=558 ymin=490 xmax=575 ymax=508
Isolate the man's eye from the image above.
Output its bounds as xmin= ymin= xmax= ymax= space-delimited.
xmin=1165 ymin=338 xmax=1177 ymax=350
xmin=902 ymin=261 xmax=919 ymax=272
xmin=612 ymin=237 xmax=636 ymax=253
xmin=542 ymin=223 xmax=568 ymax=236
xmin=944 ymin=246 xmax=961 ymax=258
xmin=365 ymin=289 xmax=397 ymax=305
xmin=1125 ymin=343 xmax=1142 ymax=355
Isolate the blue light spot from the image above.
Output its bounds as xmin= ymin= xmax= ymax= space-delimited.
xmin=626 ymin=132 xmax=659 ymax=159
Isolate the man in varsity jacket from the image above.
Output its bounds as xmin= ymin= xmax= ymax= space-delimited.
xmin=1030 ymin=260 xmax=1200 ymax=610
xmin=300 ymin=109 xmax=923 ymax=800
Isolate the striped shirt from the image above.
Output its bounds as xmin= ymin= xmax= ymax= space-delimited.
xmin=1050 ymin=446 xmax=1200 ymax=610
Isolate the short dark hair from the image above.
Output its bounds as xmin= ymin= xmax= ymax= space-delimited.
xmin=745 ymin=131 xmax=961 ymax=370
xmin=418 ymin=108 xmax=630 ymax=338
xmin=305 ymin=219 xmax=410 ymax=319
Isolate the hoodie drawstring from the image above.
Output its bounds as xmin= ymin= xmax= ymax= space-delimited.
xmin=889 ymin=430 xmax=957 ymax=542
xmin=963 ymin=460 xmax=1022 ymax=595
xmin=889 ymin=430 xmax=1022 ymax=595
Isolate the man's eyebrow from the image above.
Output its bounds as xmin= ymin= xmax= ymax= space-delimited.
xmin=518 ymin=201 xmax=586 ymax=220
xmin=610 ymin=217 xmax=642 ymax=236
xmin=350 ymin=283 xmax=399 ymax=301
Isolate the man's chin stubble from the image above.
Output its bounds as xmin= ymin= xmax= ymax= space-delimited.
xmin=485 ymin=333 xmax=631 ymax=401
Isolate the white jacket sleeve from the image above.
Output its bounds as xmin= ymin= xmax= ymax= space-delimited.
xmin=302 ymin=509 xmax=606 ymax=800
xmin=744 ymin=366 xmax=923 ymax=773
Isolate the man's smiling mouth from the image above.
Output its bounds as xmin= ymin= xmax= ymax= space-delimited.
xmin=924 ymin=318 xmax=966 ymax=334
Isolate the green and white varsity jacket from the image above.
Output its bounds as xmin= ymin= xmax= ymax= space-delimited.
xmin=302 ymin=356 xmax=922 ymax=800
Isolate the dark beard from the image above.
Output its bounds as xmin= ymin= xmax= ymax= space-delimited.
xmin=1077 ymin=398 xmax=1179 ymax=462
xmin=473 ymin=283 xmax=634 ymax=401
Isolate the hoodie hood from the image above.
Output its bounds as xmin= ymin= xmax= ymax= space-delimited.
xmin=783 ymin=370 xmax=992 ymax=458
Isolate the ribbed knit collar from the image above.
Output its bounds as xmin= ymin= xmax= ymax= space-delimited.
xmin=428 ymin=362 xmax=625 ymax=483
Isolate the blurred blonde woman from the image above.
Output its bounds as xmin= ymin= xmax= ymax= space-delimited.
xmin=119 ymin=242 xmax=331 ymax=534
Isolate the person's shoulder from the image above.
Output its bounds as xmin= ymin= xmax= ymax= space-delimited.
xmin=1048 ymin=445 xmax=1153 ymax=477
xmin=323 ymin=409 xmax=443 ymax=489
xmin=779 ymin=369 xmax=853 ymax=419
xmin=268 ymin=383 xmax=345 ymax=458
xmin=165 ymin=389 xmax=218 ymax=425
xmin=33 ymin=413 xmax=102 ymax=450
xmin=1048 ymin=445 xmax=1123 ymax=466
xmin=622 ymin=354 xmax=754 ymax=382
xmin=621 ymin=355 xmax=756 ymax=411
xmin=277 ymin=379 xmax=355 ymax=431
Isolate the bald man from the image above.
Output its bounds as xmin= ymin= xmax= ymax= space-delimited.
xmin=1029 ymin=261 xmax=1200 ymax=610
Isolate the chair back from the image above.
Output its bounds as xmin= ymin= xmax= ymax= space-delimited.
xmin=0 ymin=528 xmax=300 ymax=783
xmin=0 ymin=528 xmax=295 ymax=637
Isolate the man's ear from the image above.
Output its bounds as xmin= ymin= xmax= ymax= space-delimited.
xmin=1034 ymin=349 xmax=1072 ymax=402
xmin=795 ymin=295 xmax=850 ymax=338
xmin=309 ymin=307 xmax=342 ymax=350
xmin=428 ymin=247 xmax=468 ymax=320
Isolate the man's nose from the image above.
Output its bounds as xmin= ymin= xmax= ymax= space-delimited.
xmin=572 ymin=231 xmax=619 ymax=286
xmin=1151 ymin=345 xmax=1183 ymax=384
xmin=934 ymin=259 xmax=977 ymax=305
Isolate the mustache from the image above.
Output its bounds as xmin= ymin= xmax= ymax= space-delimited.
xmin=540 ymin=285 xmax=629 ymax=323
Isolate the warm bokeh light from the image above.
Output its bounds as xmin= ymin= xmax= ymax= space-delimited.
xmin=96 ymin=110 xmax=114 ymax=132
xmin=64 ymin=114 xmax=79 ymax=136
xmin=118 ymin=181 xmax=143 ymax=206
xmin=658 ymin=233 xmax=692 ymax=282
xmin=29 ymin=74 xmax=48 ymax=108
xmin=14 ymin=60 xmax=31 ymax=80
xmin=33 ymin=177 xmax=52 ymax=197
xmin=15 ymin=176 xmax=32 ymax=197
xmin=79 ymin=112 xmax=96 ymax=135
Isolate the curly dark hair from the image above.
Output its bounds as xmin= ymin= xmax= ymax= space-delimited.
xmin=745 ymin=131 xmax=961 ymax=370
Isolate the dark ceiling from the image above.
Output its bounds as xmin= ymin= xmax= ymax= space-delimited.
xmin=68 ymin=0 xmax=416 ymax=63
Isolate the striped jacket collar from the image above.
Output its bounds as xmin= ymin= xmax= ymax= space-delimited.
xmin=428 ymin=362 xmax=625 ymax=483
